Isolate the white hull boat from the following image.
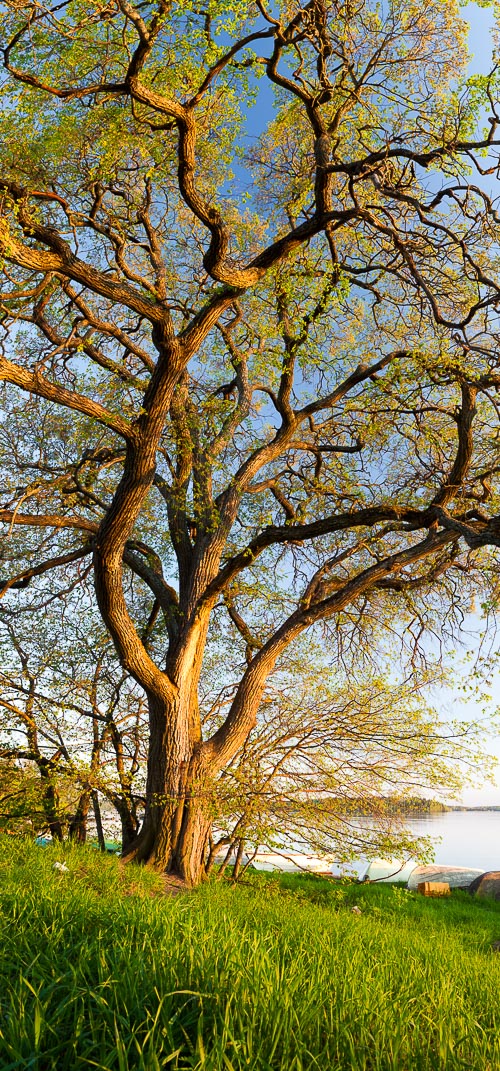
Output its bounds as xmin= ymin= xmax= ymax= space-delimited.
xmin=248 ymin=851 xmax=336 ymax=874
xmin=407 ymin=865 xmax=484 ymax=890
xmin=361 ymin=858 xmax=416 ymax=884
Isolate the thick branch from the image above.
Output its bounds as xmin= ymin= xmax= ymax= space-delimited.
xmin=0 ymin=355 xmax=134 ymax=443
xmin=431 ymin=383 xmax=477 ymax=508
xmin=0 ymin=511 xmax=98 ymax=532
xmin=0 ymin=189 xmax=163 ymax=323
xmin=0 ymin=544 xmax=93 ymax=598
xmin=204 ymin=506 xmax=425 ymax=601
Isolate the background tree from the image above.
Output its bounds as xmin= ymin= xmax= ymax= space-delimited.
xmin=0 ymin=602 xmax=146 ymax=845
xmin=0 ymin=0 xmax=500 ymax=882
xmin=0 ymin=755 xmax=48 ymax=835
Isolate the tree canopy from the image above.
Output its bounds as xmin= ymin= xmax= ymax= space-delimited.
xmin=1 ymin=0 xmax=500 ymax=882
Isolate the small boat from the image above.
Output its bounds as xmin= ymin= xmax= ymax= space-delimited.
xmin=407 ymin=865 xmax=484 ymax=890
xmin=249 ymin=851 xmax=336 ymax=874
xmin=361 ymin=858 xmax=416 ymax=884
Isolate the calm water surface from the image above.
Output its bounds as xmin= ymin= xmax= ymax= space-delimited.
xmin=344 ymin=810 xmax=500 ymax=874
xmin=400 ymin=810 xmax=500 ymax=871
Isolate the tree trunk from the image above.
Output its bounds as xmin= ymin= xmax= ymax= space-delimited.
xmin=68 ymin=791 xmax=90 ymax=843
xmin=108 ymin=793 xmax=139 ymax=852
xmin=120 ymin=810 xmax=139 ymax=853
xmin=38 ymin=762 xmax=64 ymax=842
xmin=120 ymin=689 xmax=209 ymax=880
xmin=120 ymin=628 xmax=279 ymax=883
xmin=170 ymin=764 xmax=213 ymax=885
xmin=232 ymin=838 xmax=245 ymax=881
xmin=91 ymin=789 xmax=106 ymax=851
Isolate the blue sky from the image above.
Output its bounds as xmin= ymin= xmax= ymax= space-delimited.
xmin=466 ymin=1 xmax=495 ymax=72
xmin=447 ymin=4 xmax=500 ymax=805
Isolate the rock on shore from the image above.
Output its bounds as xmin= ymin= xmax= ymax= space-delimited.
xmin=469 ymin=872 xmax=500 ymax=900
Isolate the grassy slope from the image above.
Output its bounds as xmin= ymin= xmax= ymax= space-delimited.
xmin=1 ymin=838 xmax=500 ymax=1070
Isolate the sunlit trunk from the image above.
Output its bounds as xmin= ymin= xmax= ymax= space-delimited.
xmin=169 ymin=752 xmax=213 ymax=885
xmin=120 ymin=680 xmax=215 ymax=883
xmin=122 ymin=687 xmax=190 ymax=863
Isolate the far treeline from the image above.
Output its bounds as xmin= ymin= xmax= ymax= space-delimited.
xmin=310 ymin=798 xmax=451 ymax=816
xmin=1 ymin=0 xmax=500 ymax=882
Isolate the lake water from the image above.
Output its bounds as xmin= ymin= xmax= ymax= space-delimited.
xmin=350 ymin=810 xmax=500 ymax=875
xmin=401 ymin=811 xmax=500 ymax=870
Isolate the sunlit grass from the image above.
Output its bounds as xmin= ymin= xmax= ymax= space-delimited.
xmin=1 ymin=837 xmax=500 ymax=1069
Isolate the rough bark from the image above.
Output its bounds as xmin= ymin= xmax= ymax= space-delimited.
xmin=39 ymin=760 xmax=64 ymax=842
xmin=120 ymin=684 xmax=213 ymax=884
xmin=68 ymin=792 xmax=90 ymax=844
xmin=109 ymin=794 xmax=140 ymax=853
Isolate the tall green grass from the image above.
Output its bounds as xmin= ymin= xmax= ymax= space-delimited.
xmin=1 ymin=837 xmax=500 ymax=1070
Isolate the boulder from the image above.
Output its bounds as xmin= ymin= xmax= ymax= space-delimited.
xmin=468 ymin=871 xmax=500 ymax=900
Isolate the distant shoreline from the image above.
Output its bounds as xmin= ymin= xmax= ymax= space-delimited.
xmin=325 ymin=801 xmax=500 ymax=816
xmin=448 ymin=806 xmax=500 ymax=812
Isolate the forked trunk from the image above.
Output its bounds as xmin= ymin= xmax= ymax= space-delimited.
xmin=121 ymin=629 xmax=280 ymax=883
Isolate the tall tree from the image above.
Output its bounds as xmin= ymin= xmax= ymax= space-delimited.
xmin=0 ymin=0 xmax=500 ymax=882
